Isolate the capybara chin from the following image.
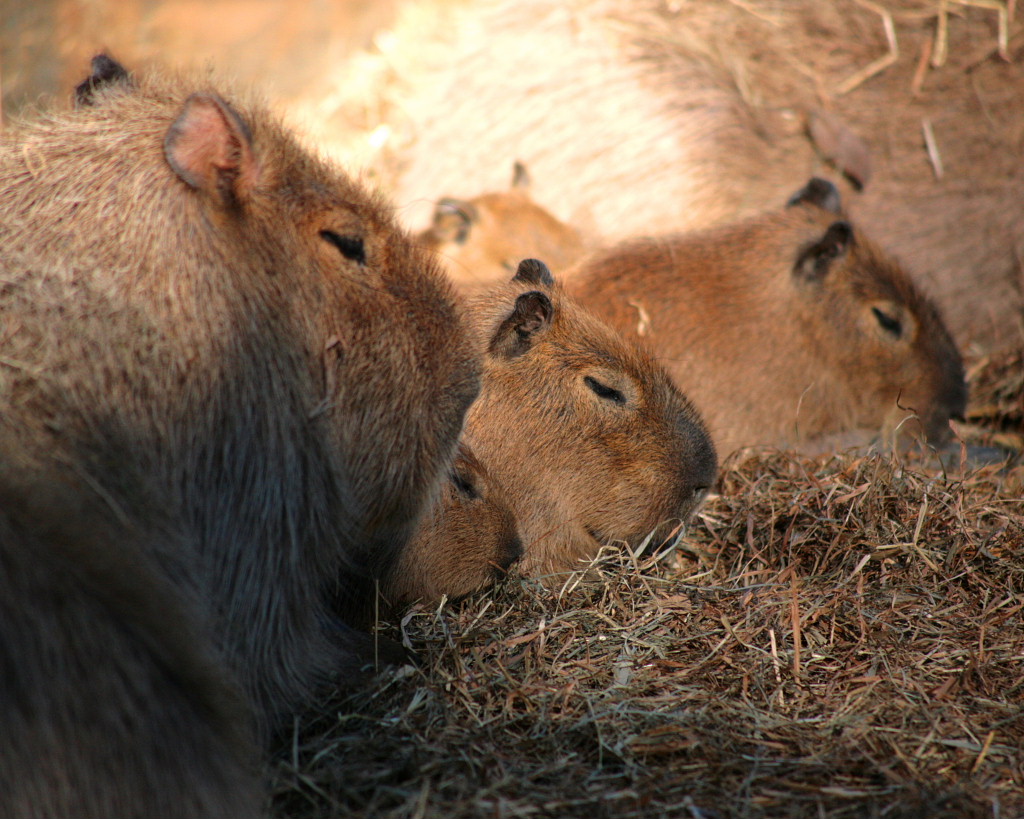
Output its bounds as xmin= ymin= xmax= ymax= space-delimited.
xmin=567 ymin=178 xmax=967 ymax=457
xmin=0 ymin=54 xmax=480 ymax=746
xmin=418 ymin=162 xmax=590 ymax=289
xmin=0 ymin=504 xmax=261 ymax=819
xmin=465 ymin=259 xmax=717 ymax=579
xmin=385 ymin=441 xmax=522 ymax=606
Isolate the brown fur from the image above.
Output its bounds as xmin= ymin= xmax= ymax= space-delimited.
xmin=0 ymin=503 xmax=262 ymax=818
xmin=567 ymin=180 xmax=967 ymax=457
xmin=347 ymin=0 xmax=1024 ymax=353
xmin=386 ymin=442 xmax=522 ymax=605
xmin=418 ymin=163 xmax=590 ymax=289
xmin=464 ymin=259 xmax=717 ymax=579
xmin=0 ymin=54 xmax=480 ymax=757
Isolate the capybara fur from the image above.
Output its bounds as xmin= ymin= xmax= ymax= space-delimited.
xmin=0 ymin=55 xmax=480 ymax=745
xmin=465 ymin=259 xmax=717 ymax=579
xmin=419 ymin=162 xmax=590 ymax=289
xmin=568 ymin=179 xmax=967 ymax=457
xmin=0 ymin=503 xmax=261 ymax=819
xmin=385 ymin=442 xmax=522 ymax=605
xmin=333 ymin=0 xmax=1024 ymax=353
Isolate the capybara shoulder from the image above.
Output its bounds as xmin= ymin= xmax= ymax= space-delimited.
xmin=419 ymin=163 xmax=590 ymax=289
xmin=0 ymin=56 xmax=480 ymax=744
xmin=465 ymin=259 xmax=717 ymax=578
xmin=568 ymin=178 xmax=966 ymax=456
xmin=386 ymin=442 xmax=522 ymax=605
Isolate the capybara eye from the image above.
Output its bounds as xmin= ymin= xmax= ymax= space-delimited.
xmin=320 ymin=230 xmax=366 ymax=265
xmin=871 ymin=306 xmax=902 ymax=338
xmin=451 ymin=469 xmax=480 ymax=500
xmin=584 ymin=375 xmax=626 ymax=405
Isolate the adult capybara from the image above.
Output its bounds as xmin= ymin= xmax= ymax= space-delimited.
xmin=464 ymin=259 xmax=717 ymax=579
xmin=567 ymin=179 xmax=967 ymax=457
xmin=418 ymin=162 xmax=590 ymax=289
xmin=0 ymin=503 xmax=261 ymax=819
xmin=385 ymin=442 xmax=522 ymax=605
xmin=0 ymin=56 xmax=480 ymax=745
xmin=329 ymin=0 xmax=1024 ymax=353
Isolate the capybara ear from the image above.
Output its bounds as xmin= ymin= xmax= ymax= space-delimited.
xmin=512 ymin=258 xmax=554 ymax=287
xmin=74 ymin=53 xmax=133 ymax=107
xmin=793 ymin=221 xmax=854 ymax=282
xmin=430 ymin=198 xmax=478 ymax=244
xmin=786 ymin=177 xmax=842 ymax=214
xmin=488 ymin=290 xmax=553 ymax=358
xmin=511 ymin=160 xmax=531 ymax=189
xmin=164 ymin=93 xmax=259 ymax=207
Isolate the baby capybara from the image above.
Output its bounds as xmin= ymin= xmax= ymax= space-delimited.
xmin=0 ymin=53 xmax=480 ymax=758
xmin=568 ymin=179 xmax=967 ymax=456
xmin=464 ymin=259 xmax=717 ymax=578
xmin=419 ymin=162 xmax=590 ymax=289
xmin=385 ymin=442 xmax=522 ymax=605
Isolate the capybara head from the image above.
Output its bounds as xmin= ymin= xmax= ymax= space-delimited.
xmin=465 ymin=259 xmax=717 ymax=579
xmin=569 ymin=178 xmax=967 ymax=456
xmin=385 ymin=442 xmax=522 ymax=606
xmin=418 ymin=162 xmax=589 ymax=289
xmin=0 ymin=55 xmax=480 ymax=741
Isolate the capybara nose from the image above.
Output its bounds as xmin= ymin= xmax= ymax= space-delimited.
xmin=497 ymin=534 xmax=524 ymax=573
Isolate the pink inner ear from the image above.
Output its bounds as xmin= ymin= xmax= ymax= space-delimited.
xmin=165 ymin=93 xmax=257 ymax=197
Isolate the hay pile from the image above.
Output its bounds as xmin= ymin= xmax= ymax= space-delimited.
xmin=271 ymin=352 xmax=1022 ymax=819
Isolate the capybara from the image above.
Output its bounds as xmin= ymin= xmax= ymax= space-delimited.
xmin=0 ymin=503 xmax=261 ymax=819
xmin=418 ymin=162 xmax=590 ymax=289
xmin=330 ymin=0 xmax=1024 ymax=353
xmin=464 ymin=259 xmax=717 ymax=578
xmin=385 ymin=442 xmax=522 ymax=605
xmin=567 ymin=179 xmax=967 ymax=457
xmin=0 ymin=55 xmax=480 ymax=747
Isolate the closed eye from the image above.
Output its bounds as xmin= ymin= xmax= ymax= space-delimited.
xmin=584 ymin=375 xmax=626 ymax=405
xmin=320 ymin=230 xmax=366 ymax=265
xmin=451 ymin=470 xmax=479 ymax=500
xmin=872 ymin=306 xmax=902 ymax=337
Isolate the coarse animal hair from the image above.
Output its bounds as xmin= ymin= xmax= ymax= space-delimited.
xmin=464 ymin=259 xmax=717 ymax=578
xmin=0 ymin=55 xmax=480 ymax=750
xmin=568 ymin=179 xmax=967 ymax=456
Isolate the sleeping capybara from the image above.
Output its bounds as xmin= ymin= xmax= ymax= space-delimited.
xmin=567 ymin=179 xmax=967 ymax=456
xmin=0 ymin=500 xmax=261 ymax=819
xmin=418 ymin=162 xmax=590 ymax=289
xmin=464 ymin=259 xmax=717 ymax=579
xmin=385 ymin=442 xmax=522 ymax=605
xmin=0 ymin=53 xmax=480 ymax=751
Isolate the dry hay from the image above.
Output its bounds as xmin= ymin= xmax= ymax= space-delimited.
xmin=270 ymin=352 xmax=1023 ymax=819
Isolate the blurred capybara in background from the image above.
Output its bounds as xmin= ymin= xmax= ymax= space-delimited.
xmin=385 ymin=442 xmax=522 ymax=606
xmin=465 ymin=259 xmax=717 ymax=579
xmin=0 ymin=54 xmax=480 ymax=748
xmin=418 ymin=161 xmax=591 ymax=289
xmin=0 ymin=505 xmax=261 ymax=818
xmin=339 ymin=0 xmax=1024 ymax=353
xmin=568 ymin=179 xmax=967 ymax=457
